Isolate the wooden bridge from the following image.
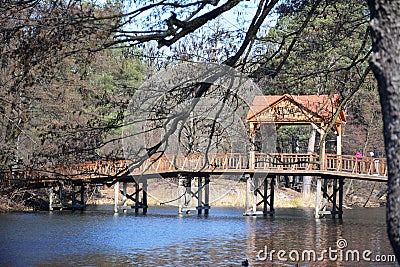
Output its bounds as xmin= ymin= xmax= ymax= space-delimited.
xmin=3 ymin=153 xmax=387 ymax=182
xmin=1 ymin=94 xmax=387 ymax=218
xmin=2 ymin=152 xmax=387 ymax=218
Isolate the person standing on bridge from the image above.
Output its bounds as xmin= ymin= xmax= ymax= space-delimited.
xmin=373 ymin=147 xmax=380 ymax=175
xmin=355 ymin=151 xmax=362 ymax=173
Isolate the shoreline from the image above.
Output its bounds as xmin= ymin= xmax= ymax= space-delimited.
xmin=0 ymin=181 xmax=386 ymax=213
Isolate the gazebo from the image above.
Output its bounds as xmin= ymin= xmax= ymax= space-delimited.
xmin=246 ymin=94 xmax=346 ymax=168
xmin=243 ymin=94 xmax=346 ymax=216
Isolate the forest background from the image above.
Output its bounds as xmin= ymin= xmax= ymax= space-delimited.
xmin=0 ymin=0 xmax=384 ymax=202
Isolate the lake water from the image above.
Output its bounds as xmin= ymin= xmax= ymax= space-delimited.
xmin=0 ymin=206 xmax=397 ymax=267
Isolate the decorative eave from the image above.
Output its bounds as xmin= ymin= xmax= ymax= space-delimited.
xmin=246 ymin=94 xmax=346 ymax=126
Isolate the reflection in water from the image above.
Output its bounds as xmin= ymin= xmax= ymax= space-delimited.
xmin=0 ymin=206 xmax=397 ymax=267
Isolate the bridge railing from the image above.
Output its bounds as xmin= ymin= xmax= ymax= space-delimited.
xmin=66 ymin=153 xmax=386 ymax=177
xmin=135 ymin=153 xmax=249 ymax=174
xmin=254 ymin=153 xmax=319 ymax=170
xmin=0 ymin=152 xmax=389 ymax=186
xmin=136 ymin=153 xmax=322 ymax=173
xmin=137 ymin=153 xmax=324 ymax=173
xmin=325 ymin=154 xmax=387 ymax=176
xmin=56 ymin=160 xmax=129 ymax=178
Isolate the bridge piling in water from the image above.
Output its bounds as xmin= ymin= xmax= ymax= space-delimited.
xmin=197 ymin=176 xmax=202 ymax=215
xmin=264 ymin=177 xmax=275 ymax=216
xmin=315 ymin=177 xmax=344 ymax=219
xmin=49 ymin=186 xmax=54 ymax=211
xmin=177 ymin=175 xmax=189 ymax=214
xmin=122 ymin=182 xmax=128 ymax=212
xmin=244 ymin=175 xmax=275 ymax=216
xmin=71 ymin=184 xmax=86 ymax=211
xmin=195 ymin=175 xmax=210 ymax=215
xmin=315 ymin=178 xmax=322 ymax=218
xmin=49 ymin=182 xmax=86 ymax=211
xmin=178 ymin=174 xmax=210 ymax=215
xmin=114 ymin=181 xmax=119 ymax=213
xmin=114 ymin=179 xmax=148 ymax=214
xmin=133 ymin=181 xmax=140 ymax=213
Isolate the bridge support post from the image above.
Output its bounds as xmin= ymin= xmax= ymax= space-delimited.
xmin=205 ymin=176 xmax=210 ymax=215
xmin=177 ymin=175 xmax=210 ymax=215
xmin=48 ymin=183 xmax=64 ymax=211
xmin=177 ymin=175 xmax=198 ymax=214
xmin=197 ymin=176 xmax=202 ymax=215
xmin=131 ymin=178 xmax=148 ymax=214
xmin=79 ymin=184 xmax=86 ymax=211
xmin=252 ymin=176 xmax=258 ymax=213
xmin=264 ymin=177 xmax=275 ymax=216
xmin=178 ymin=175 xmax=185 ymax=214
xmin=315 ymin=178 xmax=322 ymax=219
xmin=332 ymin=179 xmax=337 ymax=217
xmin=123 ymin=182 xmax=128 ymax=213
xmin=315 ymin=177 xmax=344 ymax=219
xmin=58 ymin=184 xmax=63 ymax=207
xmin=122 ymin=182 xmax=128 ymax=213
xmin=265 ymin=177 xmax=275 ymax=216
xmin=338 ymin=178 xmax=343 ymax=219
xmin=244 ymin=174 xmax=258 ymax=215
xmin=196 ymin=175 xmax=210 ymax=215
xmin=143 ymin=179 xmax=148 ymax=215
xmin=48 ymin=183 xmax=85 ymax=211
xmin=49 ymin=186 xmax=54 ymax=211
xmin=244 ymin=175 xmax=274 ymax=216
xmin=114 ymin=179 xmax=148 ymax=214
xmin=69 ymin=184 xmax=85 ymax=211
xmin=72 ymin=185 xmax=76 ymax=208
xmin=114 ymin=181 xmax=119 ymax=213
xmin=244 ymin=174 xmax=252 ymax=215
xmin=134 ymin=181 xmax=140 ymax=214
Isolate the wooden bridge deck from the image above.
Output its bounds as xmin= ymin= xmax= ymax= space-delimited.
xmin=3 ymin=153 xmax=388 ymax=186
xmin=3 ymin=153 xmax=386 ymax=217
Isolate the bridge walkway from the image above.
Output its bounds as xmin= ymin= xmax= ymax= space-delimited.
xmin=1 ymin=153 xmax=387 ymax=217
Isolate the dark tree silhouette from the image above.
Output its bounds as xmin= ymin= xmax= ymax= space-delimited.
xmin=368 ymin=0 xmax=400 ymax=262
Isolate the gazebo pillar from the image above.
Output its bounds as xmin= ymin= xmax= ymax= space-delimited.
xmin=319 ymin=125 xmax=326 ymax=170
xmin=249 ymin=122 xmax=257 ymax=170
xmin=336 ymin=124 xmax=342 ymax=155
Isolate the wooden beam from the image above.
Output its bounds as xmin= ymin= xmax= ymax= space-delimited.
xmin=123 ymin=182 xmax=127 ymax=213
xmin=336 ymin=124 xmax=342 ymax=155
xmin=114 ymin=181 xmax=119 ymax=213
xmin=197 ymin=177 xmax=203 ymax=215
xmin=315 ymin=178 xmax=322 ymax=219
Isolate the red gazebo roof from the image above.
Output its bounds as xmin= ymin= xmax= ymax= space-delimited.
xmin=246 ymin=94 xmax=346 ymax=124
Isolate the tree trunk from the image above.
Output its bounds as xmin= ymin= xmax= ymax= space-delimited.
xmin=303 ymin=125 xmax=317 ymax=197
xmin=368 ymin=0 xmax=400 ymax=262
